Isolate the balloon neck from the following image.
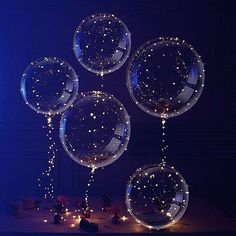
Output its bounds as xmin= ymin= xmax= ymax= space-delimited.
xmin=91 ymin=167 xmax=96 ymax=174
xmin=45 ymin=114 xmax=55 ymax=124
xmin=161 ymin=112 xmax=168 ymax=120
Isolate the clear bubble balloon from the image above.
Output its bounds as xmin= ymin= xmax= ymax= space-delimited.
xmin=21 ymin=57 xmax=79 ymax=116
xmin=73 ymin=13 xmax=131 ymax=76
xmin=127 ymin=37 xmax=205 ymax=118
xmin=126 ymin=164 xmax=189 ymax=230
xmin=60 ymin=91 xmax=131 ymax=169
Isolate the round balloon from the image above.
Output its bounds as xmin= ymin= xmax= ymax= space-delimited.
xmin=59 ymin=91 xmax=131 ymax=169
xmin=21 ymin=57 xmax=79 ymax=115
xmin=127 ymin=37 xmax=205 ymax=118
xmin=126 ymin=164 xmax=189 ymax=230
xmin=73 ymin=13 xmax=131 ymax=76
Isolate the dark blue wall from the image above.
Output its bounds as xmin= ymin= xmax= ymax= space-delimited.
xmin=0 ymin=0 xmax=236 ymax=214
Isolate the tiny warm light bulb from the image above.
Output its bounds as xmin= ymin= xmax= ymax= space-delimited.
xmin=43 ymin=219 xmax=48 ymax=223
xmin=70 ymin=223 xmax=76 ymax=228
xmin=166 ymin=212 xmax=172 ymax=217
xmin=75 ymin=216 xmax=81 ymax=224
xmin=121 ymin=216 xmax=128 ymax=221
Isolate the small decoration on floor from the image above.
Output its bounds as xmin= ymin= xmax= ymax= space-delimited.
xmin=127 ymin=37 xmax=205 ymax=119
xmin=79 ymin=217 xmax=99 ymax=232
xmin=9 ymin=202 xmax=23 ymax=216
xmin=53 ymin=203 xmax=66 ymax=214
xmin=22 ymin=198 xmax=35 ymax=210
xmin=102 ymin=193 xmax=112 ymax=212
xmin=111 ymin=206 xmax=120 ymax=224
xmin=57 ymin=195 xmax=67 ymax=205
xmin=53 ymin=213 xmax=62 ymax=224
xmin=35 ymin=199 xmax=42 ymax=210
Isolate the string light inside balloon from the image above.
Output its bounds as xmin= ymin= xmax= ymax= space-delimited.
xmin=60 ymin=91 xmax=130 ymax=169
xmin=127 ymin=37 xmax=205 ymax=118
xmin=126 ymin=164 xmax=189 ymax=230
xmin=73 ymin=13 xmax=131 ymax=77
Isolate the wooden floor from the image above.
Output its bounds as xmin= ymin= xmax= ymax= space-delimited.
xmin=0 ymin=197 xmax=236 ymax=235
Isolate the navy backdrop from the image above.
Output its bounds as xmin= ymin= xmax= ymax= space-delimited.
xmin=0 ymin=0 xmax=235 ymax=214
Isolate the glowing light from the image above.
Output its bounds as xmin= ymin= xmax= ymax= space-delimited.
xmin=75 ymin=216 xmax=81 ymax=224
xmin=121 ymin=216 xmax=128 ymax=221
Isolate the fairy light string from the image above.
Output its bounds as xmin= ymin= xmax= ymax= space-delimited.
xmin=83 ymin=168 xmax=96 ymax=214
xmin=101 ymin=75 xmax=104 ymax=88
xmin=20 ymin=57 xmax=79 ymax=200
xmin=38 ymin=115 xmax=57 ymax=199
xmin=161 ymin=112 xmax=168 ymax=165
xmin=98 ymin=70 xmax=104 ymax=88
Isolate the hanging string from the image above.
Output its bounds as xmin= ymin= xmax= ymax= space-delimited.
xmin=161 ymin=115 xmax=168 ymax=166
xmin=100 ymin=71 xmax=104 ymax=88
xmin=37 ymin=116 xmax=57 ymax=199
xmin=83 ymin=168 xmax=96 ymax=215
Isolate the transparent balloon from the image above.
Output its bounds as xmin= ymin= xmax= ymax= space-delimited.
xmin=20 ymin=57 xmax=79 ymax=115
xmin=73 ymin=13 xmax=131 ymax=76
xmin=60 ymin=91 xmax=131 ymax=169
xmin=126 ymin=164 xmax=189 ymax=230
xmin=127 ymin=37 xmax=205 ymax=118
